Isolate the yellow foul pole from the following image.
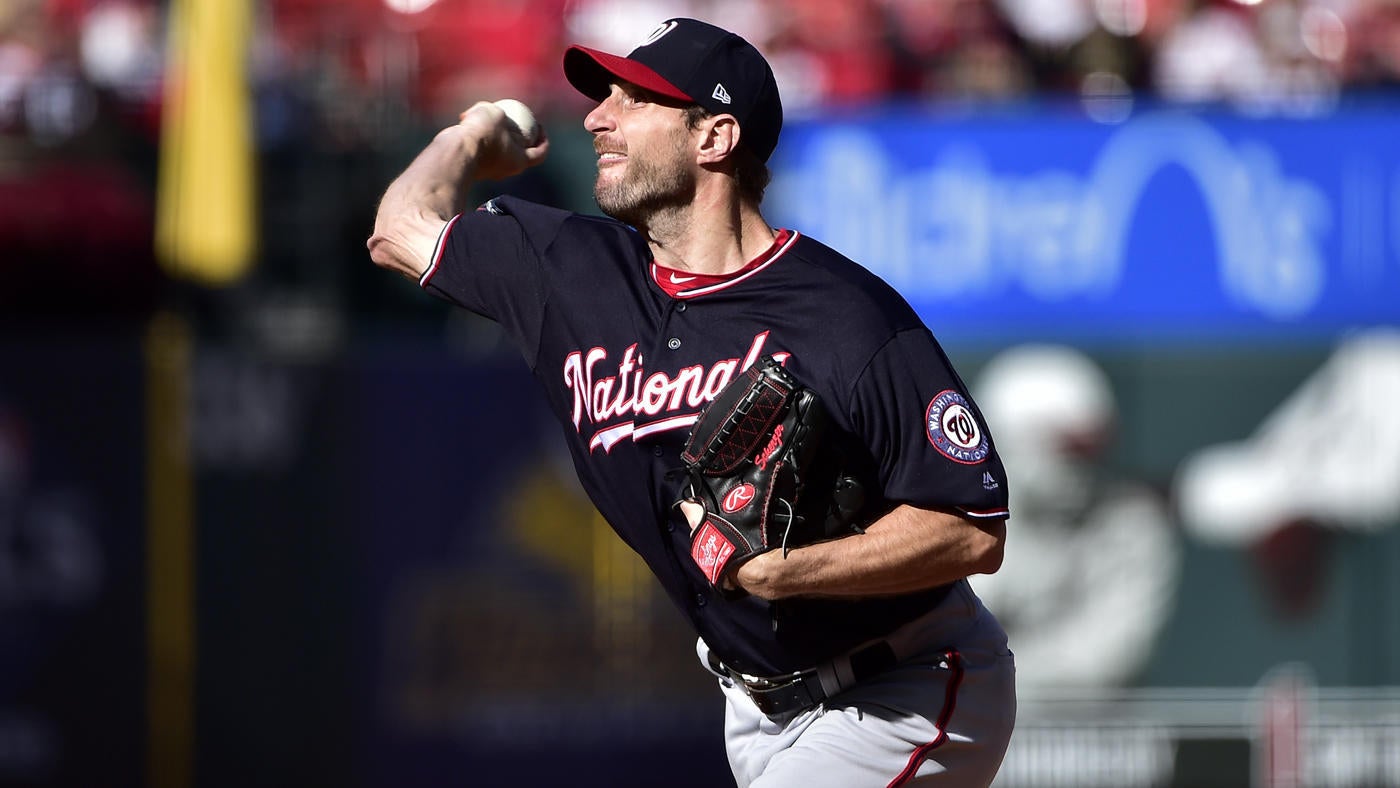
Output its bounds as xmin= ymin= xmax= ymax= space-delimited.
xmin=156 ymin=0 xmax=256 ymax=286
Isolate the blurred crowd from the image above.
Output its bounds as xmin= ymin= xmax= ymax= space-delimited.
xmin=1 ymin=0 xmax=1398 ymax=323
xmin=2 ymin=0 xmax=1398 ymax=149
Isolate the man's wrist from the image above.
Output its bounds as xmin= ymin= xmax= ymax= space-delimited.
xmin=434 ymin=124 xmax=483 ymax=164
xmin=733 ymin=550 xmax=791 ymax=599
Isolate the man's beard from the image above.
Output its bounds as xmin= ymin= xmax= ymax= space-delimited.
xmin=594 ymin=146 xmax=695 ymax=227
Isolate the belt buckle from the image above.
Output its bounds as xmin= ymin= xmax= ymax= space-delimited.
xmin=738 ymin=669 xmax=822 ymax=716
xmin=736 ymin=669 xmax=800 ymax=692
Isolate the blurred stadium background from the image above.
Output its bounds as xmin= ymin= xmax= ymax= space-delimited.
xmin=1 ymin=0 xmax=1398 ymax=786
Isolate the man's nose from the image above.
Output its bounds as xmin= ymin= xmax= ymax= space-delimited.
xmin=584 ymin=98 xmax=616 ymax=135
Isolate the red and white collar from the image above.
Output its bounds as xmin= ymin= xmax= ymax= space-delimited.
xmin=651 ymin=229 xmax=799 ymax=299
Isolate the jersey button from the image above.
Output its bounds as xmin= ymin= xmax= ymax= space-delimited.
xmin=694 ymin=593 xmax=708 ymax=607
xmin=667 ymin=338 xmax=681 ymax=350
xmin=676 ymin=302 xmax=687 ymax=312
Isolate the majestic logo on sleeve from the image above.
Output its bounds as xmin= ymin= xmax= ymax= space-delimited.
xmin=925 ymin=389 xmax=990 ymax=464
xmin=563 ymin=331 xmax=790 ymax=453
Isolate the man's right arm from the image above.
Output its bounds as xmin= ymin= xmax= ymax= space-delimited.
xmin=367 ymin=102 xmax=549 ymax=281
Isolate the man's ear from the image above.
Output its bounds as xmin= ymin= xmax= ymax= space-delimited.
xmin=697 ymin=114 xmax=740 ymax=165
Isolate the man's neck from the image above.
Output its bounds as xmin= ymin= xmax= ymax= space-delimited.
xmin=642 ymin=188 xmax=775 ymax=275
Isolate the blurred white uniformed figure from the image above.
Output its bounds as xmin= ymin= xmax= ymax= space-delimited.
xmin=1175 ymin=328 xmax=1400 ymax=618
xmin=1177 ymin=328 xmax=1400 ymax=544
xmin=972 ymin=344 xmax=1181 ymax=690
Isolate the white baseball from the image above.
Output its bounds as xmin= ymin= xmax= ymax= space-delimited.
xmin=493 ymin=98 xmax=542 ymax=146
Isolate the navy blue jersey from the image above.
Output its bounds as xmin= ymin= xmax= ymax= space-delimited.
xmin=421 ymin=195 xmax=1010 ymax=676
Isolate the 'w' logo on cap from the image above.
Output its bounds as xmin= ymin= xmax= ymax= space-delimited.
xmin=712 ymin=83 xmax=732 ymax=104
xmin=638 ymin=20 xmax=678 ymax=47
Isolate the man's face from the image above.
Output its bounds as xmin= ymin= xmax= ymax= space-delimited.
xmin=585 ymin=82 xmax=697 ymax=226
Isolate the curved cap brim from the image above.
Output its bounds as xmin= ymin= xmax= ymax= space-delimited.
xmin=564 ymin=45 xmax=695 ymax=104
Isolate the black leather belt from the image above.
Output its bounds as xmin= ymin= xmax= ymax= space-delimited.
xmin=708 ymin=640 xmax=899 ymax=716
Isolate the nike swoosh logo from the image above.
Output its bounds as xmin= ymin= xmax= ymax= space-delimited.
xmin=668 ymin=273 xmax=697 ymax=284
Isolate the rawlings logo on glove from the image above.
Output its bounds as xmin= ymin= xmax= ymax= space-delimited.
xmin=675 ymin=355 xmax=866 ymax=589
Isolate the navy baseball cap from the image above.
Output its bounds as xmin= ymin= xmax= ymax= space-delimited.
xmin=564 ymin=19 xmax=783 ymax=162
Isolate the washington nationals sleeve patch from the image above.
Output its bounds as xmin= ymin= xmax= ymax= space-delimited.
xmin=925 ymin=389 xmax=990 ymax=464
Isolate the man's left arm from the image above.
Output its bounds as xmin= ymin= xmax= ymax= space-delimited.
xmin=732 ymin=506 xmax=1005 ymax=600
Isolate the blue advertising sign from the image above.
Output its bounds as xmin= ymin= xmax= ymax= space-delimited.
xmin=766 ymin=103 xmax=1400 ymax=344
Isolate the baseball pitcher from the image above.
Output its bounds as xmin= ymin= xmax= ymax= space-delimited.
xmin=368 ymin=18 xmax=1016 ymax=787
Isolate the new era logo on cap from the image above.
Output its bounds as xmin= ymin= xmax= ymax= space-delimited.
xmin=563 ymin=18 xmax=783 ymax=162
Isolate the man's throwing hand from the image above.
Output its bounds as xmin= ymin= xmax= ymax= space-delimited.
xmin=456 ymin=99 xmax=549 ymax=181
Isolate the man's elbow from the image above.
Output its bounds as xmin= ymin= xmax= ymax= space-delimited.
xmin=366 ymin=231 xmax=399 ymax=272
xmin=365 ymin=221 xmax=429 ymax=281
xmin=971 ymin=518 xmax=1007 ymax=575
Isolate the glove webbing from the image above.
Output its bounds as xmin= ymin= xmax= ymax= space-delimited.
xmin=682 ymin=372 xmax=794 ymax=475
